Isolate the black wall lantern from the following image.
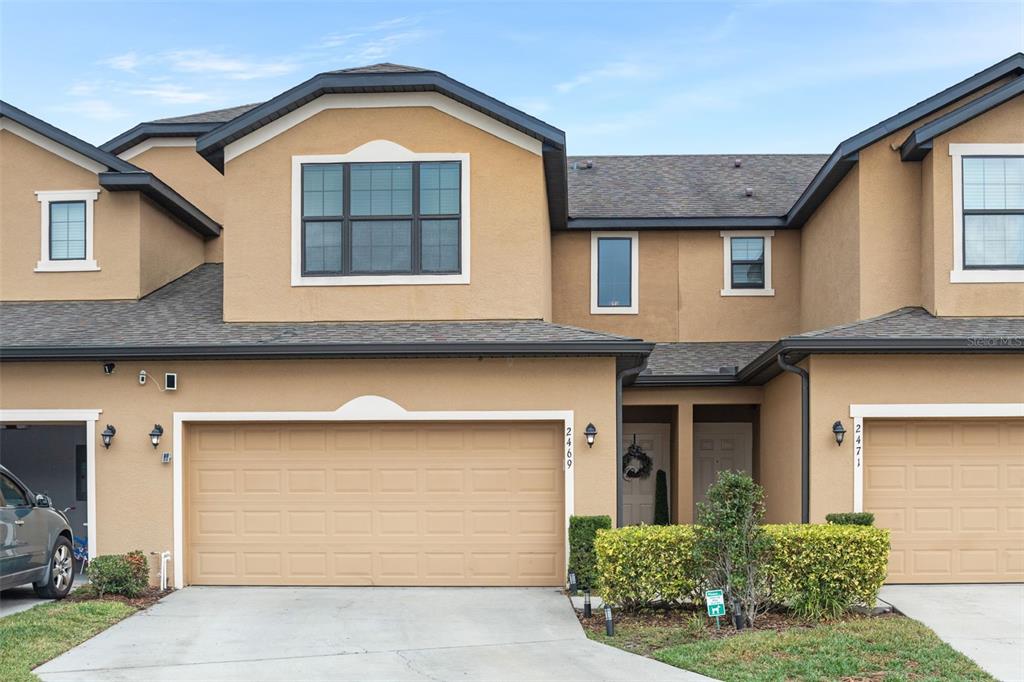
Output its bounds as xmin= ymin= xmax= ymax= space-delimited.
xmin=149 ymin=424 xmax=164 ymax=448
xmin=584 ymin=423 xmax=598 ymax=448
xmin=832 ymin=420 xmax=847 ymax=446
xmin=101 ymin=424 xmax=117 ymax=449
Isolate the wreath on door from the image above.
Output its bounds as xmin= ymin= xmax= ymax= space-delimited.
xmin=622 ymin=435 xmax=654 ymax=480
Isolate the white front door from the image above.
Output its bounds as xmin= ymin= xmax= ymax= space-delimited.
xmin=693 ymin=422 xmax=753 ymax=519
xmin=621 ymin=423 xmax=671 ymax=525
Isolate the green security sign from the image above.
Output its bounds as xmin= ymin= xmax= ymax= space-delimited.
xmin=705 ymin=589 xmax=726 ymax=617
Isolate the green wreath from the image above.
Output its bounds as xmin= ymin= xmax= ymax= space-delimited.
xmin=622 ymin=439 xmax=653 ymax=480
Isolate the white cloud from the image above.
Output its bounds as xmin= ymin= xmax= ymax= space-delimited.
xmin=128 ymin=84 xmax=213 ymax=104
xmin=101 ymin=52 xmax=142 ymax=72
xmin=56 ymin=99 xmax=126 ymax=121
xmin=165 ymin=49 xmax=297 ymax=80
xmin=342 ymin=30 xmax=429 ymax=64
xmin=556 ymin=60 xmax=659 ymax=93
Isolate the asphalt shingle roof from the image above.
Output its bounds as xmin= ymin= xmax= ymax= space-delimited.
xmin=794 ymin=307 xmax=1024 ymax=339
xmin=567 ymin=154 xmax=827 ymax=218
xmin=151 ymin=103 xmax=263 ymax=125
xmin=0 ymin=265 xmax=641 ymax=355
xmin=643 ymin=341 xmax=775 ymax=377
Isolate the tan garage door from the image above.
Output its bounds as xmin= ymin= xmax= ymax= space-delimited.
xmin=864 ymin=419 xmax=1024 ymax=583
xmin=186 ymin=421 xmax=564 ymax=586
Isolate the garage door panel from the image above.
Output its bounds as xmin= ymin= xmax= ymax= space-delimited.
xmin=187 ymin=422 xmax=564 ymax=586
xmin=865 ymin=419 xmax=1024 ymax=584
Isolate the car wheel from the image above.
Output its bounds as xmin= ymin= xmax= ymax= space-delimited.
xmin=33 ymin=536 xmax=74 ymax=599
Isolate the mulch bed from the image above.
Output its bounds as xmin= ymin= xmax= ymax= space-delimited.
xmin=66 ymin=586 xmax=173 ymax=610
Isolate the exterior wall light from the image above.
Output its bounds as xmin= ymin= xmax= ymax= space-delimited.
xmin=101 ymin=424 xmax=117 ymax=449
xmin=832 ymin=420 xmax=846 ymax=446
xmin=149 ymin=424 xmax=164 ymax=448
xmin=584 ymin=423 xmax=598 ymax=448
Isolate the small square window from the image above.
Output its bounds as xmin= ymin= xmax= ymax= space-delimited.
xmin=35 ymin=190 xmax=99 ymax=272
xmin=720 ymin=231 xmax=774 ymax=296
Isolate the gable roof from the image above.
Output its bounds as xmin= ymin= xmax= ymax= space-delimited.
xmin=1 ymin=100 xmax=221 ymax=238
xmin=99 ymin=104 xmax=263 ymax=156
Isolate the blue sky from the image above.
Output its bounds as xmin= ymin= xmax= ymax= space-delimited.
xmin=2 ymin=1 xmax=1022 ymax=154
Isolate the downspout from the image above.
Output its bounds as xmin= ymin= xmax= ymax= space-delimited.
xmin=616 ymin=357 xmax=648 ymax=527
xmin=777 ymin=353 xmax=810 ymax=524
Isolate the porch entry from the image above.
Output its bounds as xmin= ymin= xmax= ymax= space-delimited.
xmin=693 ymin=422 xmax=753 ymax=519
xmin=621 ymin=423 xmax=671 ymax=525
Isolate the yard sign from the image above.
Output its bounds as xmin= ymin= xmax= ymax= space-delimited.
xmin=705 ymin=589 xmax=726 ymax=617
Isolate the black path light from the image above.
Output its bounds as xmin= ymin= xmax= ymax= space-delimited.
xmin=101 ymin=424 xmax=117 ymax=449
xmin=832 ymin=420 xmax=847 ymax=446
xmin=584 ymin=423 xmax=598 ymax=448
xmin=583 ymin=589 xmax=592 ymax=618
xmin=604 ymin=604 xmax=614 ymax=636
xmin=149 ymin=424 xmax=164 ymax=448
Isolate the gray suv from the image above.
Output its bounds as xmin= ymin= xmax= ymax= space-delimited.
xmin=0 ymin=465 xmax=75 ymax=599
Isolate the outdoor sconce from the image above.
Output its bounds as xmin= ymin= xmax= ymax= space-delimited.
xmin=101 ymin=424 xmax=117 ymax=449
xmin=832 ymin=420 xmax=847 ymax=446
xmin=149 ymin=424 xmax=164 ymax=448
xmin=584 ymin=423 xmax=598 ymax=448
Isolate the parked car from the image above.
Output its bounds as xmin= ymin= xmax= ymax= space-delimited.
xmin=0 ymin=464 xmax=75 ymax=598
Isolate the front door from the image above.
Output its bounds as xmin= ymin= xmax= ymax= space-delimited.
xmin=693 ymin=423 xmax=753 ymax=519
xmin=621 ymin=423 xmax=671 ymax=525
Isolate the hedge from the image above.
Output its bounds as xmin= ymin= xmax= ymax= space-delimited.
xmin=87 ymin=550 xmax=150 ymax=597
xmin=594 ymin=524 xmax=889 ymax=617
xmin=568 ymin=515 xmax=611 ymax=589
xmin=825 ymin=512 xmax=875 ymax=526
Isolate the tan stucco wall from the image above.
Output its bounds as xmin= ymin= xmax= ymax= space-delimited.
xmin=552 ymin=230 xmax=800 ymax=342
xmin=809 ymin=354 xmax=1024 ymax=522
xmin=222 ymin=106 xmax=552 ymax=322
xmin=925 ymin=95 xmax=1024 ymax=316
xmin=624 ymin=386 xmax=764 ymax=522
xmin=138 ymin=196 xmax=206 ymax=296
xmin=759 ymin=367 xmax=803 ymax=523
xmin=127 ymin=145 xmax=225 ymax=263
xmin=0 ymin=130 xmax=142 ymax=301
xmin=0 ymin=357 xmax=617 ymax=580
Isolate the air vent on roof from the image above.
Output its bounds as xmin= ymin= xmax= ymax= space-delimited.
xmin=571 ymin=160 xmax=594 ymax=170
xmin=745 ymin=187 xmax=754 ymax=197
xmin=734 ymin=158 xmax=742 ymax=168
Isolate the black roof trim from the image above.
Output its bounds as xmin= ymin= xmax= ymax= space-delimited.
xmin=100 ymin=122 xmax=219 ymax=156
xmin=1 ymin=100 xmax=136 ymax=172
xmin=900 ymin=77 xmax=1024 ymax=161
xmin=98 ymin=172 xmax=221 ymax=238
xmin=566 ymin=216 xmax=787 ymax=231
xmin=785 ymin=53 xmax=1024 ymax=228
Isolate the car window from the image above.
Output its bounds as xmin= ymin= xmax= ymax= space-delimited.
xmin=0 ymin=474 xmax=29 ymax=507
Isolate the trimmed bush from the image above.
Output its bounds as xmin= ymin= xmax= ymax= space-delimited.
xmin=826 ymin=512 xmax=875 ymax=526
xmin=766 ymin=524 xmax=889 ymax=619
xmin=88 ymin=550 xmax=150 ymax=597
xmin=568 ymin=515 xmax=611 ymax=589
xmin=593 ymin=524 xmax=698 ymax=609
xmin=654 ymin=470 xmax=670 ymax=525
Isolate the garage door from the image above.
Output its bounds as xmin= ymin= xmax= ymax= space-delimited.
xmin=864 ymin=419 xmax=1024 ymax=583
xmin=186 ymin=422 xmax=564 ymax=586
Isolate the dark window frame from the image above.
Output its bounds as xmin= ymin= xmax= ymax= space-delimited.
xmin=48 ymin=200 xmax=88 ymax=261
xmin=300 ymin=161 xmax=462 ymax=277
xmin=961 ymin=155 xmax=1024 ymax=270
xmin=730 ymin=236 xmax=766 ymax=289
xmin=595 ymin=236 xmax=633 ymax=308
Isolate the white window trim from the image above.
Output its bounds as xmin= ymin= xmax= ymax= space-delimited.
xmin=290 ymin=140 xmax=470 ymax=287
xmin=590 ymin=231 xmax=639 ymax=314
xmin=720 ymin=230 xmax=774 ymax=296
xmin=0 ymin=409 xmax=102 ymax=560
xmin=948 ymin=143 xmax=1024 ymax=283
xmin=172 ymin=395 xmax=575 ymax=589
xmin=34 ymin=190 xmax=101 ymax=272
xmin=847 ymin=402 xmax=1024 ymax=512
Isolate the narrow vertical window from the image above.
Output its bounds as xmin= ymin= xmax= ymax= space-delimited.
xmin=591 ymin=232 xmax=638 ymax=314
xmin=48 ymin=201 xmax=87 ymax=260
xmin=35 ymin=189 xmax=99 ymax=272
xmin=730 ymin=237 xmax=765 ymax=288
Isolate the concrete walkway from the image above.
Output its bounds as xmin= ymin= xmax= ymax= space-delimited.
xmin=879 ymin=584 xmax=1024 ymax=682
xmin=35 ymin=587 xmax=713 ymax=681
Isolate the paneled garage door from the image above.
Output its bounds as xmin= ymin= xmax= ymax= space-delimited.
xmin=186 ymin=422 xmax=564 ymax=586
xmin=864 ymin=419 xmax=1024 ymax=583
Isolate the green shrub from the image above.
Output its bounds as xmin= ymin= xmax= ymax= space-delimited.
xmin=765 ymin=524 xmax=889 ymax=619
xmin=568 ymin=515 xmax=611 ymax=589
xmin=654 ymin=470 xmax=670 ymax=525
xmin=694 ymin=471 xmax=772 ymax=627
xmin=593 ymin=524 xmax=698 ymax=609
xmin=87 ymin=550 xmax=150 ymax=597
xmin=825 ymin=512 xmax=875 ymax=526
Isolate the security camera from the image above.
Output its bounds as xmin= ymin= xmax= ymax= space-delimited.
xmin=103 ymin=362 xmax=116 ymax=375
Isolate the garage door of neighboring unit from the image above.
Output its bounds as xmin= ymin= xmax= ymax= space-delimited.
xmin=864 ymin=419 xmax=1024 ymax=583
xmin=186 ymin=422 xmax=564 ymax=586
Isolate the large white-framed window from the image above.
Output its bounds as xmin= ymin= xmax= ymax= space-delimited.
xmin=949 ymin=143 xmax=1024 ymax=283
xmin=590 ymin=231 xmax=638 ymax=314
xmin=34 ymin=190 xmax=100 ymax=272
xmin=291 ymin=140 xmax=470 ymax=287
xmin=720 ymin=230 xmax=774 ymax=296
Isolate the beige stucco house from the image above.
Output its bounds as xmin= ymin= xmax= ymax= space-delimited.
xmin=1 ymin=56 xmax=1022 ymax=588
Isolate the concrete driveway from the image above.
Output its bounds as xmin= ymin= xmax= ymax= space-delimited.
xmin=34 ymin=587 xmax=712 ymax=681
xmin=879 ymin=584 xmax=1024 ymax=681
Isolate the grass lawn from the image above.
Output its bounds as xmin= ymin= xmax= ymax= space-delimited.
xmin=0 ymin=599 xmax=138 ymax=682
xmin=586 ymin=612 xmax=994 ymax=682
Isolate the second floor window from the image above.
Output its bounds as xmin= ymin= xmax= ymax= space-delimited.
xmin=302 ymin=161 xmax=461 ymax=276
xmin=49 ymin=201 xmax=87 ymax=260
xmin=591 ymin=231 xmax=638 ymax=314
xmin=730 ymin=237 xmax=765 ymax=288
xmin=962 ymin=156 xmax=1023 ymax=269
